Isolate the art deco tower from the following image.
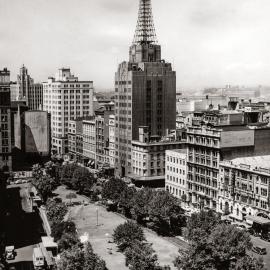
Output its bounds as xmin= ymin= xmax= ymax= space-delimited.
xmin=115 ymin=0 xmax=176 ymax=177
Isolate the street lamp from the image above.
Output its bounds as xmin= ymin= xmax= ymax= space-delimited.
xmin=96 ymin=208 xmax=99 ymax=226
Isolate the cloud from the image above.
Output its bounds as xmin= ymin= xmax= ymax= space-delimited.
xmin=0 ymin=0 xmax=269 ymax=89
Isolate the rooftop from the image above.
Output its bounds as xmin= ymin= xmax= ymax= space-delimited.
xmin=231 ymin=155 xmax=270 ymax=169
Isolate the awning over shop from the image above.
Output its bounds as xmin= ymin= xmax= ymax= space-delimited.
xmin=246 ymin=215 xmax=270 ymax=226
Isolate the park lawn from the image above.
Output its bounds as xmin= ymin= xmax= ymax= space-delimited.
xmin=55 ymin=186 xmax=182 ymax=269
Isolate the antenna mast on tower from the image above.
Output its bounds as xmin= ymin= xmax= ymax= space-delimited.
xmin=133 ymin=0 xmax=158 ymax=45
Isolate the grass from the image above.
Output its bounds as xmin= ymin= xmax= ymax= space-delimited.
xmin=54 ymin=186 xmax=182 ymax=269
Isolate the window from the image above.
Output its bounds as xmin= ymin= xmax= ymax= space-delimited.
xmin=261 ymin=188 xmax=268 ymax=197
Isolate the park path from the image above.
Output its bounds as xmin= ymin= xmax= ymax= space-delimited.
xmin=55 ymin=186 xmax=180 ymax=270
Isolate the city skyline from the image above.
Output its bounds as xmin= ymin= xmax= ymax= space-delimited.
xmin=1 ymin=0 xmax=270 ymax=90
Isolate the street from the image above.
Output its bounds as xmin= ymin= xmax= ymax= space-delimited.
xmin=250 ymin=235 xmax=270 ymax=268
xmin=4 ymin=183 xmax=45 ymax=270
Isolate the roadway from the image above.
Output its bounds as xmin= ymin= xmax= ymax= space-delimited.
xmin=4 ymin=183 xmax=45 ymax=270
xmin=250 ymin=235 xmax=270 ymax=268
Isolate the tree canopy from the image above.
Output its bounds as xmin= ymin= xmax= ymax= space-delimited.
xmin=57 ymin=242 xmax=106 ymax=270
xmin=174 ymin=211 xmax=265 ymax=270
xmin=32 ymin=174 xmax=57 ymax=202
xmin=113 ymin=221 xmax=145 ymax=252
xmin=46 ymin=198 xmax=68 ymax=224
xmin=101 ymin=178 xmax=126 ymax=203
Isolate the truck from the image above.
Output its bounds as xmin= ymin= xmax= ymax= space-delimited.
xmin=41 ymin=237 xmax=58 ymax=258
xmin=33 ymin=247 xmax=45 ymax=270
xmin=32 ymin=237 xmax=58 ymax=270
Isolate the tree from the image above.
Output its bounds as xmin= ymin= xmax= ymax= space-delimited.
xmin=66 ymin=192 xmax=77 ymax=204
xmin=72 ymin=167 xmax=94 ymax=194
xmin=181 ymin=194 xmax=187 ymax=203
xmin=83 ymin=242 xmax=107 ymax=270
xmin=113 ymin=221 xmax=145 ymax=252
xmin=174 ymin=223 xmax=264 ymax=270
xmin=44 ymin=161 xmax=61 ymax=183
xmin=131 ymin=188 xmax=154 ymax=223
xmin=58 ymin=232 xmax=81 ymax=252
xmin=235 ymin=255 xmax=265 ymax=270
xmin=46 ymin=198 xmax=68 ymax=224
xmin=61 ymin=163 xmax=79 ymax=186
xmin=185 ymin=210 xmax=221 ymax=242
xmin=32 ymin=164 xmax=43 ymax=180
xmin=101 ymin=178 xmax=127 ymax=204
xmin=57 ymin=242 xmax=106 ymax=270
xmin=148 ymin=190 xmax=184 ymax=235
xmin=32 ymin=174 xmax=57 ymax=202
xmin=125 ymin=241 xmax=160 ymax=270
xmin=51 ymin=221 xmax=77 ymax=241
xmin=119 ymin=186 xmax=137 ymax=217
xmin=209 ymin=224 xmax=252 ymax=269
xmin=57 ymin=245 xmax=85 ymax=270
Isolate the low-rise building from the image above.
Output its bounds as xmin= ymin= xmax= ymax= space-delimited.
xmin=165 ymin=149 xmax=188 ymax=200
xmin=218 ymin=156 xmax=270 ymax=221
xmin=187 ymin=125 xmax=270 ymax=211
xmin=129 ymin=126 xmax=186 ymax=187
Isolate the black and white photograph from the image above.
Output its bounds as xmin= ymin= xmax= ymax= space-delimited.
xmin=1 ymin=0 xmax=270 ymax=269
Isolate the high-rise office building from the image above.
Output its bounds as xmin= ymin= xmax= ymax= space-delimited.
xmin=115 ymin=0 xmax=176 ymax=177
xmin=11 ymin=65 xmax=43 ymax=110
xmin=0 ymin=68 xmax=12 ymax=172
xmin=43 ymin=68 xmax=94 ymax=156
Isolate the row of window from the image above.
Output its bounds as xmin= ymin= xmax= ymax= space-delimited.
xmin=166 ymin=166 xmax=185 ymax=175
xmin=167 ymin=156 xmax=186 ymax=165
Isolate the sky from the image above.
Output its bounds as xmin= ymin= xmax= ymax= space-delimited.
xmin=0 ymin=0 xmax=270 ymax=91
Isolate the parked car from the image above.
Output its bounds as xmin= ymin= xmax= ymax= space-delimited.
xmin=15 ymin=179 xmax=22 ymax=185
xmin=5 ymin=246 xmax=16 ymax=260
xmin=236 ymin=224 xmax=247 ymax=230
xmin=252 ymin=246 xmax=267 ymax=255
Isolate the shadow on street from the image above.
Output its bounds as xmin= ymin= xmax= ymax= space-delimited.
xmin=4 ymin=186 xmax=45 ymax=249
xmin=8 ymin=261 xmax=34 ymax=270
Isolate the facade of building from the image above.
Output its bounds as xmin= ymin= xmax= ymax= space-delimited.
xmin=0 ymin=68 xmax=12 ymax=172
xmin=95 ymin=114 xmax=105 ymax=166
xmin=218 ymin=156 xmax=270 ymax=221
xmin=130 ymin=127 xmax=185 ymax=187
xmin=43 ymin=68 xmax=94 ymax=156
xmin=82 ymin=118 xmax=96 ymax=167
xmin=14 ymin=109 xmax=50 ymax=157
xmin=29 ymin=83 xmax=43 ymax=110
xmin=10 ymin=66 xmax=43 ymax=110
xmin=24 ymin=111 xmax=50 ymax=156
xmin=17 ymin=65 xmax=33 ymax=103
xmin=95 ymin=103 xmax=114 ymax=168
xmin=115 ymin=0 xmax=176 ymax=177
xmin=68 ymin=119 xmax=83 ymax=163
xmin=108 ymin=115 xmax=115 ymax=168
xmin=165 ymin=149 xmax=188 ymax=200
xmin=187 ymin=125 xmax=270 ymax=210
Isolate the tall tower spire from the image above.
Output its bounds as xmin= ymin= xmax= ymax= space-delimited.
xmin=133 ymin=0 xmax=158 ymax=45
